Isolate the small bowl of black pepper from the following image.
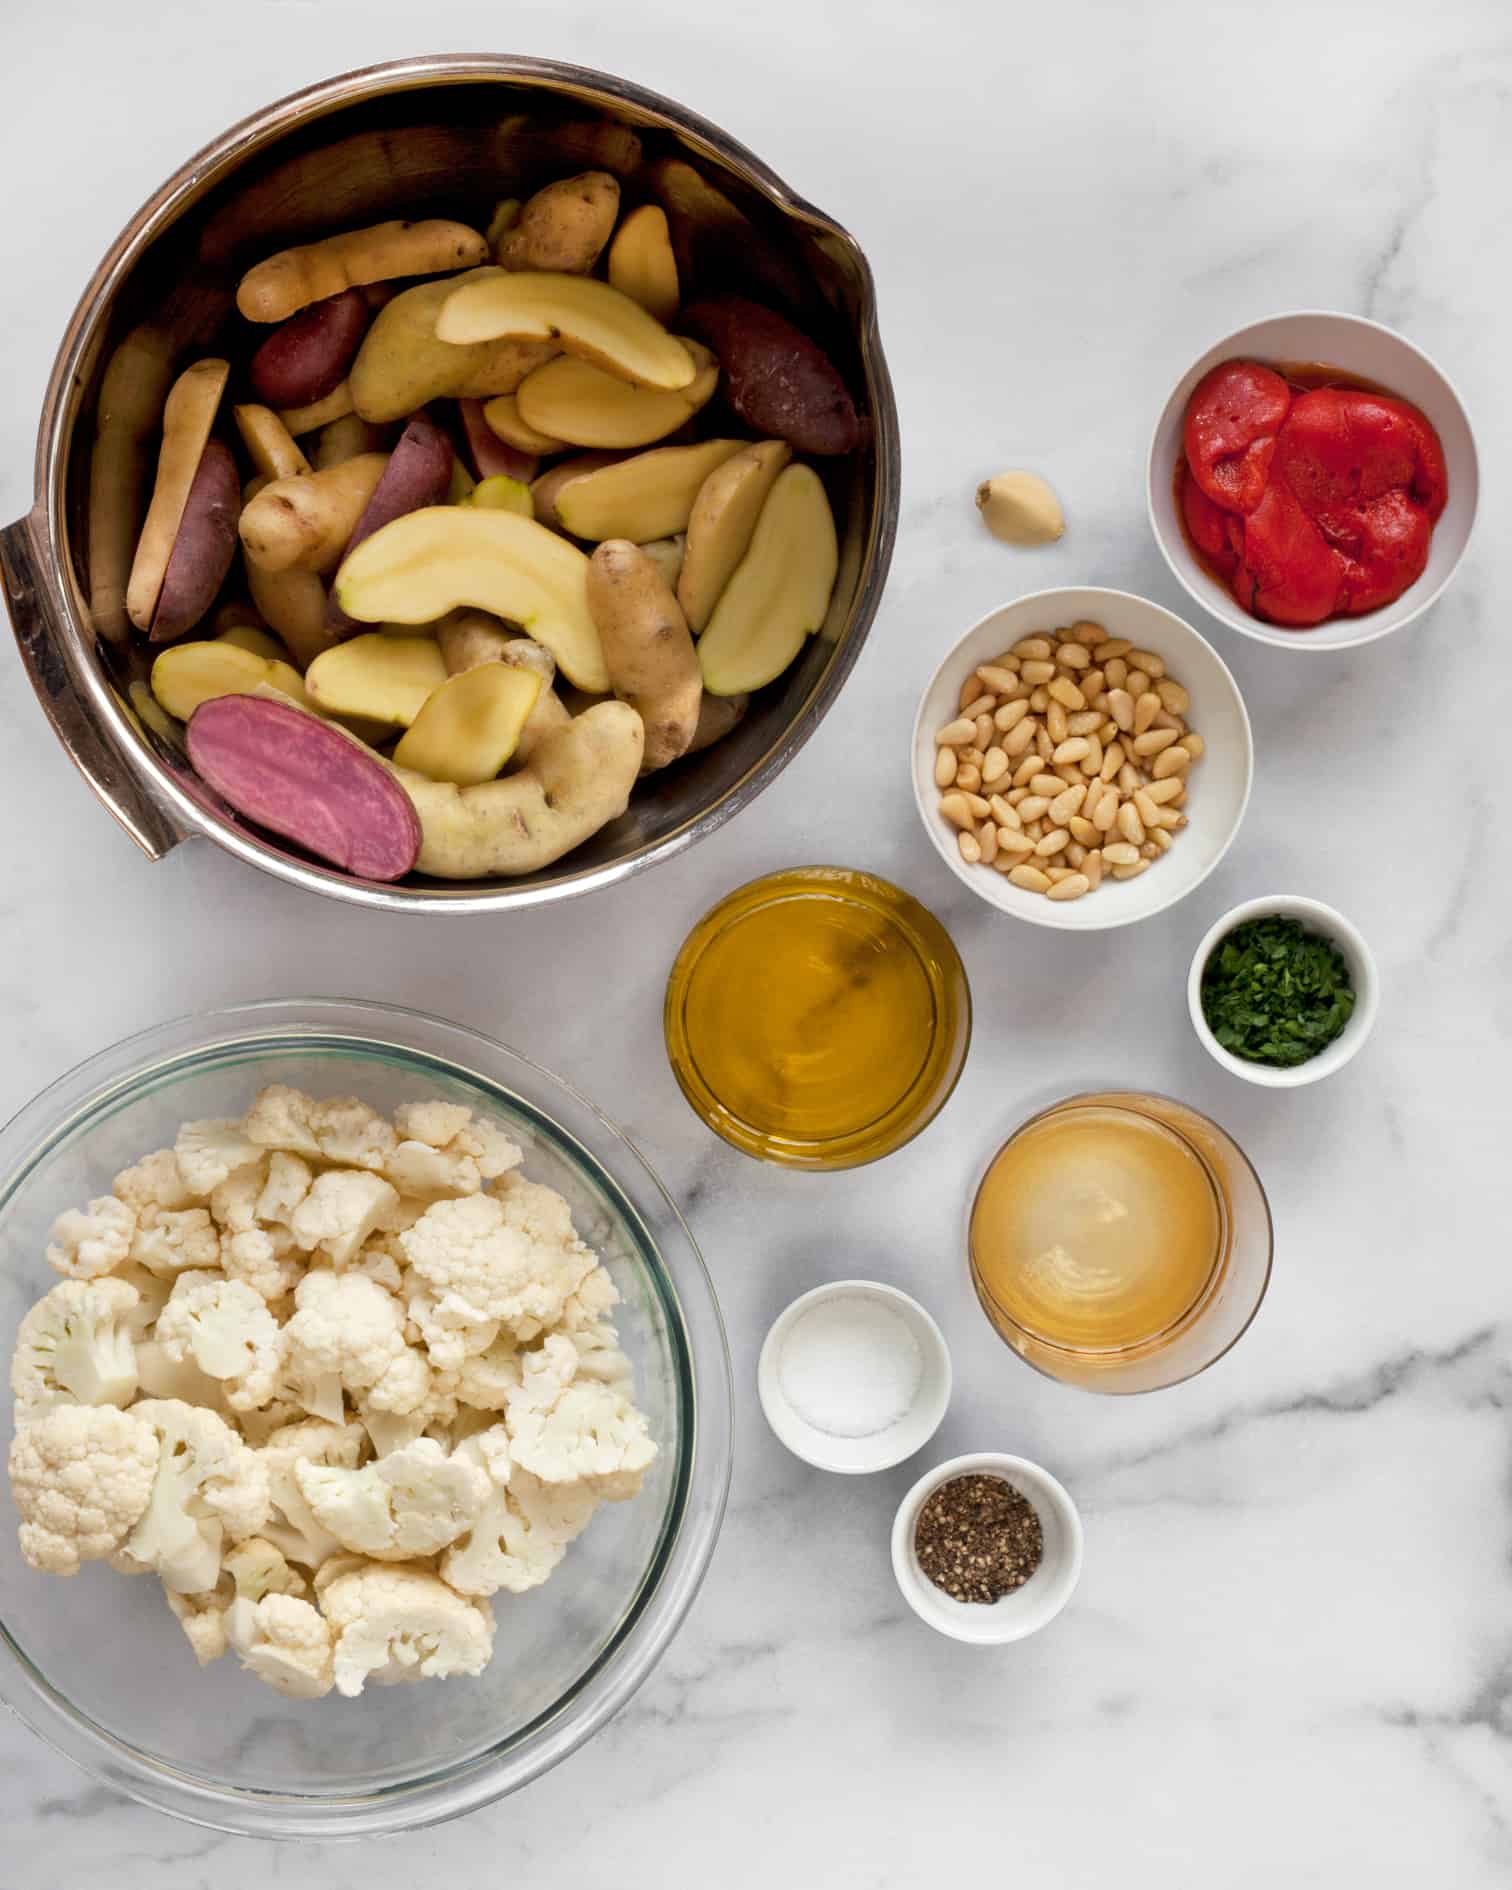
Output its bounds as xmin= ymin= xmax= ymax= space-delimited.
xmin=891 ymin=1452 xmax=1083 ymax=1644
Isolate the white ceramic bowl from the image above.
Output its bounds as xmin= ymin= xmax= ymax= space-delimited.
xmin=1147 ymin=309 xmax=1479 ymax=651
xmin=891 ymin=1453 xmax=1083 ymax=1645
xmin=912 ymin=586 xmax=1252 ymax=931
xmin=757 ymin=1280 xmax=952 ymax=1474
xmin=1188 ymin=894 xmax=1380 ymax=1087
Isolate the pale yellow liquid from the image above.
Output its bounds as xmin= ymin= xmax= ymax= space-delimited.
xmin=971 ymin=1105 xmax=1222 ymax=1352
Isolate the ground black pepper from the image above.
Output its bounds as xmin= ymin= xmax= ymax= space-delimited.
xmin=914 ymin=1473 xmax=1044 ymax=1604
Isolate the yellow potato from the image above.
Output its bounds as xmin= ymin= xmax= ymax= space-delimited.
xmin=349 ymin=270 xmax=555 ymax=424
xmin=232 ymin=404 xmax=311 ymax=481
xmin=606 ymin=205 xmax=679 ymax=324
xmin=495 ymin=172 xmax=619 ymax=274
xmin=467 ymin=475 xmax=534 ymax=518
xmin=481 ymin=393 xmax=566 ymax=455
xmin=245 ymin=561 xmax=338 ymax=669
xmin=554 ymin=439 xmax=745 ymax=543
xmin=677 ymin=439 xmax=791 ymax=632
xmin=239 ymin=455 xmax=388 ymax=574
xmin=698 ymin=465 xmax=838 ymax=695
xmin=125 ymin=358 xmax=230 ymax=632
xmin=150 ymin=640 xmax=307 ymax=722
xmin=586 ymin=541 xmax=702 ymax=772
xmin=392 ymin=662 xmax=543 ymax=785
xmin=515 ymin=341 xmax=717 ymax=449
xmin=278 ymin=381 xmax=356 ymax=436
xmin=529 ymin=453 xmax=621 ymax=531
xmin=332 ymin=506 xmax=606 ymax=693
xmin=437 ymin=273 xmax=695 ymax=391
xmin=305 ymin=633 xmax=448 ymax=728
xmin=237 ymin=218 xmax=488 ymax=322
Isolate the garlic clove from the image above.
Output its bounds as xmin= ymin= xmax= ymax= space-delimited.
xmin=975 ymin=471 xmax=1065 ymax=546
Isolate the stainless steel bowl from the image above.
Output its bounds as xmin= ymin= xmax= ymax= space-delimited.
xmin=0 ymin=55 xmax=899 ymax=912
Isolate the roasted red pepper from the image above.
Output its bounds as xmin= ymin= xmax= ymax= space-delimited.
xmin=1181 ymin=465 xmax=1242 ymax=579
xmin=1183 ymin=360 xmax=1292 ymax=514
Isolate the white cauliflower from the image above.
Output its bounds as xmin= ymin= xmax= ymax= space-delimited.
xmin=208 ymin=1157 xmax=269 ymax=1233
xmin=459 ymin=1119 xmax=524 ymax=1181
xmin=505 ymin=1335 xmax=656 ymax=1500
xmin=308 ymin=1097 xmax=396 ymax=1173
xmin=259 ymin=1418 xmax=367 ymax=1568
xmin=119 ymin=1399 xmax=270 ymax=1593
xmin=114 ymin=1263 xmax=173 ymax=1339
xmin=455 ymin=1331 xmax=520 ymax=1411
xmin=559 ymin=1262 xmax=621 ymax=1331
xmin=112 ymin=1148 xmax=200 ymax=1213
xmin=315 ymin=1559 xmax=494 ymax=1697
xmin=257 ymin=1150 xmax=313 ymax=1230
xmin=392 ymin=1100 xmax=473 ymax=1147
xmin=8 ymin=1404 xmax=159 ymax=1574
xmin=441 ymin=1430 xmax=600 ymax=1598
xmin=290 ymin=1170 xmax=398 ymax=1267
xmin=135 ymin=1339 xmax=234 ymax=1416
xmin=280 ymin=1269 xmax=421 ymax=1422
xmin=399 ymin=1185 xmax=594 ymax=1339
xmin=163 ymin=1535 xmax=308 ymax=1668
xmin=392 ymin=1103 xmax=522 ymax=1181
xmin=221 ymin=1229 xmax=302 ymax=1305
xmin=385 ymin=1140 xmax=482 ymax=1200
xmin=165 ymin=1583 xmax=231 ymax=1665
xmin=209 ymin=1153 xmax=304 ymax=1302
xmin=350 ymin=1237 xmax=405 ymax=1296
xmin=130 ymin=1205 xmax=222 ymax=1278
xmin=295 ymin=1437 xmax=487 ymax=1560
xmin=12 ymin=1278 xmax=140 ymax=1421
xmin=226 ymin=1592 xmax=334 ymax=1699
xmin=154 ymin=1273 xmax=281 ymax=1412
xmin=404 ymin=1274 xmax=499 ymax=1373
xmin=46 ymin=1195 xmax=136 ymax=1280
xmin=567 ymin=1317 xmax=635 ymax=1396
xmin=174 ymin=1118 xmax=261 ymax=1195
xmin=242 ymin=1085 xmax=324 ymax=1159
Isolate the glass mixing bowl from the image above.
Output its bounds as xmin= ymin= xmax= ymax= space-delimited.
xmin=0 ymin=1000 xmax=731 ymax=1837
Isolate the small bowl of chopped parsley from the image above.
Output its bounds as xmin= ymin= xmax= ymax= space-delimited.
xmin=1188 ymin=896 xmax=1379 ymax=1087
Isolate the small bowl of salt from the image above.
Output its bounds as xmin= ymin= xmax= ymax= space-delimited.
xmin=757 ymin=1280 xmax=952 ymax=1473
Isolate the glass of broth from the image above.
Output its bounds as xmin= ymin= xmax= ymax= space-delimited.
xmin=664 ymin=867 xmax=971 ymax=1170
xmin=969 ymin=1091 xmax=1272 ymax=1392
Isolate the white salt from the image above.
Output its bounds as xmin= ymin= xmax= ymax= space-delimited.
xmin=778 ymin=1294 xmax=923 ymax=1438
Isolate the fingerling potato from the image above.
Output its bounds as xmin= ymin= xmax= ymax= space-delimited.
xmin=150 ymin=441 xmax=242 ymax=642
xmin=495 ymin=172 xmax=620 ymax=274
xmin=125 ymin=357 xmax=230 ymax=632
xmin=248 ymin=289 xmax=370 ymax=407
xmin=238 ymin=218 xmax=488 ymax=323
xmin=607 ymin=205 xmax=679 ymax=324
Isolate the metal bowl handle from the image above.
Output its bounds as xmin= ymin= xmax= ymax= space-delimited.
xmin=1 ymin=510 xmax=185 ymax=861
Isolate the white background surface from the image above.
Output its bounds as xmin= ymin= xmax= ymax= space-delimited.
xmin=3 ymin=0 xmax=1509 ymax=1882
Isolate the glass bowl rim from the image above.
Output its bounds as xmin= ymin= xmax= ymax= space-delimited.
xmin=0 ymin=997 xmax=733 ymax=1839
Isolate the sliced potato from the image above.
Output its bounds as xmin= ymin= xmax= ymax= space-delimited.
xmin=392 ymin=662 xmax=543 ymax=784
xmin=481 ymin=392 xmax=567 ymax=455
xmin=607 ymin=205 xmax=679 ymax=323
xmin=529 ymin=453 xmax=621 ymax=531
xmin=349 ymin=270 xmax=554 ymax=424
xmin=555 ymin=439 xmax=746 ymax=543
xmin=151 ymin=640 xmax=307 ymax=722
xmin=698 ymin=465 xmax=838 ymax=695
xmin=332 ymin=506 xmax=606 ymax=693
xmin=678 ymin=439 xmax=792 ymax=632
xmin=305 ymin=633 xmax=448 ymax=728
xmin=125 ymin=358 xmax=230 ymax=632
xmin=467 ymin=475 xmax=534 ymax=518
xmin=515 ymin=342 xmax=717 ymax=450
xmin=436 ymin=273 xmax=696 ymax=391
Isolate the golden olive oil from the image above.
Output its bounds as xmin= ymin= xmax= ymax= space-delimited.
xmin=664 ymin=868 xmax=970 ymax=1169
xmin=971 ymin=1103 xmax=1222 ymax=1352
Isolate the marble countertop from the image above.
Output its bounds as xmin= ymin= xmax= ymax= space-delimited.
xmin=3 ymin=0 xmax=1509 ymax=1882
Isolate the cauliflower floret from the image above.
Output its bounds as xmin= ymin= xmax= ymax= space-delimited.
xmin=242 ymin=1085 xmax=324 ymax=1160
xmin=162 ymin=1535 xmax=308 ymax=1669
xmin=280 ymin=1269 xmax=418 ymax=1422
xmin=207 ymin=1157 xmax=268 ymax=1232
xmin=308 ymin=1097 xmax=397 ymax=1173
xmin=399 ymin=1185 xmax=594 ymax=1340
xmin=165 ymin=1583 xmax=231 ymax=1665
xmin=404 ymin=1274 xmax=499 ymax=1373
xmin=224 ymin=1533 xmax=309 ymax=1602
xmin=175 ymin=1119 xmax=261 ymax=1195
xmin=112 ymin=1148 xmax=200 ymax=1213
xmin=316 ymin=1559 xmax=494 ymax=1697
xmin=257 ymin=1150 xmax=313 ymax=1231
xmin=350 ymin=1237 xmax=405 ymax=1296
xmin=119 ymin=1399 xmax=270 ymax=1593
xmin=8 ymin=1404 xmax=158 ymax=1575
xmin=567 ymin=1318 xmax=635 ymax=1396
xmin=460 ymin=1119 xmax=524 ymax=1181
xmin=206 ymin=1152 xmax=306 ymax=1302
xmin=379 ymin=1196 xmax=431 ymax=1237
xmin=392 ymin=1100 xmax=472 ymax=1147
xmin=290 ymin=1170 xmax=399 ymax=1267
xmin=114 ymin=1263 xmax=173 ymax=1339
xmin=441 ymin=1428 xmax=600 ymax=1598
xmin=236 ymin=1397 xmax=307 ymax=1448
xmin=258 ymin=1418 xmax=367 ymax=1568
xmin=221 ymin=1228 xmax=303 ymax=1304
xmin=12 ymin=1278 xmax=140 ymax=1422
xmin=455 ymin=1331 xmax=521 ymax=1411
xmin=154 ymin=1274 xmax=281 ymax=1412
xmin=385 ymin=1141 xmax=482 ymax=1200
xmin=505 ymin=1335 xmax=656 ymax=1501
xmin=135 ymin=1339 xmax=234 ymax=1415
xmin=295 ymin=1437 xmax=487 ymax=1561
xmin=46 ymin=1195 xmax=136 ymax=1281
xmin=226 ymin=1592 xmax=334 ymax=1699
xmin=130 ymin=1205 xmax=222 ymax=1278
xmin=559 ymin=1263 xmax=621 ymax=1331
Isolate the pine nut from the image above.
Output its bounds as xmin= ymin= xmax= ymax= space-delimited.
xmin=1153 ymin=710 xmax=1185 ymax=733
xmin=1143 ymin=776 xmax=1184 ymax=805
xmin=1111 ymin=859 xmax=1150 ymax=880
xmin=976 ymin=664 xmax=1019 ymax=692
xmin=1017 ymin=795 xmax=1051 ymax=820
xmin=1012 ymin=637 xmax=1053 ymax=660
xmin=1104 ymin=657 xmax=1128 ymax=688
xmin=989 ymin=794 xmax=1019 ymax=828
xmin=1152 ymin=746 xmax=1190 ymax=780
xmin=1080 ymin=668 xmax=1105 ymax=701
xmin=1125 ymin=669 xmax=1151 ymax=700
xmin=1094 ymin=638 xmax=1132 ymax=661
xmin=1067 ymin=710 xmax=1102 ymax=736
xmin=1020 ymin=660 xmax=1056 ymax=685
xmin=1066 ymin=841 xmax=1087 ymax=867
xmin=981 ymin=747 xmax=1010 ymax=786
xmin=1118 ymin=762 xmax=1141 ymax=795
xmin=958 ymin=675 xmax=981 ymax=713
xmin=1083 ymin=849 xmax=1103 ymax=888
xmin=1117 ymin=801 xmax=1145 ymax=845
xmin=1132 ymin=726 xmax=1179 ymax=758
xmin=991 ymin=854 xmax=1015 ymax=874
xmin=1100 ymin=741 xmax=1124 ymax=782
xmin=1048 ymin=680 xmax=1086 ymax=717
xmin=1127 ymin=648 xmax=1166 ymax=679
xmin=1092 ymin=791 xmax=1119 ymax=833
xmin=1134 ymin=789 xmax=1159 ymax=826
xmin=1140 ymin=840 xmax=1158 ymax=859
xmin=1049 ymin=783 xmax=1087 ymax=825
xmin=1003 ymin=719 xmax=1038 ymax=758
xmin=1133 ymin=692 xmax=1161 ymax=734
xmin=1149 ymin=805 xmax=1184 ymax=829
xmin=1008 ymin=864 xmax=1053 ymax=892
xmin=978 ymin=822 xmax=999 ymax=864
xmin=936 ymin=717 xmax=974 ymax=747
xmin=1049 ymin=737 xmax=1090 ymax=767
xmin=975 ymin=713 xmax=994 ymax=747
xmin=956 ymin=764 xmax=981 ymax=792
xmin=994 ymin=698 xmax=1030 ymax=732
xmin=1184 ymin=732 xmax=1205 ymax=760
xmin=997 ymin=826 xmax=1033 ymax=856
xmin=1035 ymin=828 xmax=1071 ymax=857
xmin=935 ymin=748 xmax=957 ymax=789
xmin=1047 ymin=873 xmax=1090 ymax=901
xmin=1057 ymin=643 xmax=1091 ymax=670
xmin=1023 ymin=818 xmax=1045 ymax=840
xmin=1025 ymin=774 xmax=1058 ymax=798
xmin=1151 ymin=827 xmax=1173 ymax=852
xmin=1012 ymin=753 xmax=1042 ymax=786
xmin=1081 ymin=734 xmax=1104 ymax=777
xmin=1045 ymin=865 xmax=1077 ymax=882
xmin=1034 ymin=726 xmax=1053 ymax=761
xmin=1046 ymin=700 xmax=1069 ymax=743
xmin=1068 ymin=814 xmax=1098 ymax=845
xmin=989 ymin=649 xmax=1020 ymax=670
xmin=1108 ymin=689 xmax=1135 ymax=732
xmin=958 ymin=830 xmax=981 ymax=864
xmin=1102 ymin=842 xmax=1141 ymax=866
xmin=1029 ymin=686 xmax=1051 ymax=711
xmin=1007 ymin=787 xmax=1028 ymax=805
xmin=960 ymin=694 xmax=995 ymax=723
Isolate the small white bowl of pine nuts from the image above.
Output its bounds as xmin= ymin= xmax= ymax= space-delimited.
xmin=912 ymin=587 xmax=1252 ymax=929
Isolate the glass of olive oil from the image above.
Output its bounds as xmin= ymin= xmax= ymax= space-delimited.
xmin=970 ymin=1091 xmax=1273 ymax=1392
xmin=664 ymin=867 xmax=971 ymax=1169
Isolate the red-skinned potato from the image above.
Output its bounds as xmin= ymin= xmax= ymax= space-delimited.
xmin=150 ymin=441 xmax=241 ymax=643
xmin=681 ymin=295 xmax=863 ymax=456
xmin=458 ymin=398 xmax=538 ymax=484
xmin=186 ymin=693 xmax=421 ymax=881
xmin=249 ymin=290 xmax=370 ymax=409
xmin=328 ymin=415 xmax=454 ymax=631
